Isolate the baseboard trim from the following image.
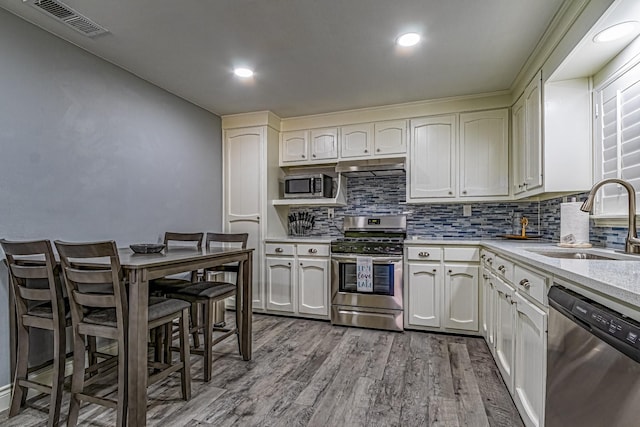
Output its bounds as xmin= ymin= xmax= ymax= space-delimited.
xmin=0 ymin=383 xmax=12 ymax=413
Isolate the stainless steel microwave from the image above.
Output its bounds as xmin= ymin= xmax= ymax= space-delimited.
xmin=283 ymin=174 xmax=333 ymax=198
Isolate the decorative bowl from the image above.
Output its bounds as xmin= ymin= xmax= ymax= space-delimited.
xmin=129 ymin=243 xmax=165 ymax=254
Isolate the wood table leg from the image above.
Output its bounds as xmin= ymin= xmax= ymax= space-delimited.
xmin=241 ymin=252 xmax=252 ymax=361
xmin=127 ymin=268 xmax=149 ymax=426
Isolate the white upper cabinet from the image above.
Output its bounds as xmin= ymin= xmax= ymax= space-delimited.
xmin=280 ymin=128 xmax=338 ymax=165
xmin=340 ymin=120 xmax=407 ymax=159
xmin=341 ymin=123 xmax=373 ymax=158
xmin=409 ymin=115 xmax=457 ymax=199
xmin=513 ymin=72 xmax=542 ymax=196
xmin=310 ymin=127 xmax=339 ymax=161
xmin=459 ymin=109 xmax=509 ymax=197
xmin=280 ymin=130 xmax=309 ymax=163
xmin=374 ymin=119 xmax=407 ymax=156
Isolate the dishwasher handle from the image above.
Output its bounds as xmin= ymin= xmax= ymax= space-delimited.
xmin=549 ymin=285 xmax=640 ymax=363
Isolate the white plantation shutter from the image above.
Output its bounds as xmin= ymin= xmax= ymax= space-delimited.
xmin=595 ymin=61 xmax=640 ymax=216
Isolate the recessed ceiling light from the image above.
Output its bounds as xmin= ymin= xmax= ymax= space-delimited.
xmin=233 ymin=67 xmax=254 ymax=78
xmin=397 ymin=32 xmax=421 ymax=47
xmin=593 ymin=21 xmax=639 ymax=43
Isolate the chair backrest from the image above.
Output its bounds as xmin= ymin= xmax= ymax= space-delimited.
xmin=164 ymin=232 xmax=204 ymax=249
xmin=1 ymin=238 xmax=65 ymax=324
xmin=54 ymin=240 xmax=127 ymax=329
xmin=205 ymin=232 xmax=248 ymax=249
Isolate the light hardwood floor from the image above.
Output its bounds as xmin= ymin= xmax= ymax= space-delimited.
xmin=0 ymin=313 xmax=523 ymax=426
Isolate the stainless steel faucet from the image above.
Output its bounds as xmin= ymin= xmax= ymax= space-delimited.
xmin=580 ymin=178 xmax=640 ymax=255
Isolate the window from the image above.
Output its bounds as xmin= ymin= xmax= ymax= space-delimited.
xmin=594 ymin=60 xmax=640 ymax=216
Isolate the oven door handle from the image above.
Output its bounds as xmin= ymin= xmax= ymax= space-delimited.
xmin=331 ymin=255 xmax=402 ymax=263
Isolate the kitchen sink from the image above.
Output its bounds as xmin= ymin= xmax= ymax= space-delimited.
xmin=526 ymin=249 xmax=640 ymax=261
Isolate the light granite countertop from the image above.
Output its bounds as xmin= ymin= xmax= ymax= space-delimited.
xmin=264 ymin=237 xmax=333 ymax=244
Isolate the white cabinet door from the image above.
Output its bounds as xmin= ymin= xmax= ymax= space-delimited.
xmin=409 ymin=115 xmax=456 ymax=199
xmin=443 ymin=265 xmax=478 ymax=331
xmin=374 ymin=120 xmax=407 ymax=155
xmin=341 ymin=123 xmax=373 ymax=158
xmin=297 ymin=258 xmax=329 ymax=316
xmin=407 ymin=263 xmax=441 ymax=328
xmin=494 ymin=277 xmax=516 ymax=393
xmin=514 ymin=293 xmax=547 ymax=427
xmin=459 ymin=109 xmax=509 ymax=197
xmin=523 ymin=73 xmax=542 ymax=192
xmin=512 ymin=95 xmax=527 ymax=195
xmin=265 ymin=257 xmax=295 ymax=312
xmin=280 ymin=130 xmax=309 ymax=163
xmin=224 ymin=127 xmax=264 ymax=310
xmin=481 ymin=269 xmax=496 ymax=353
xmin=310 ymin=128 xmax=338 ymax=161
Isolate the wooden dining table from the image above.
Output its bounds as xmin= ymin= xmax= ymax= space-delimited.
xmin=6 ymin=245 xmax=254 ymax=427
xmin=120 ymin=246 xmax=253 ymax=426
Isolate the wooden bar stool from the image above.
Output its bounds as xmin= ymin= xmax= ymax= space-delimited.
xmin=55 ymin=240 xmax=192 ymax=427
xmin=1 ymin=239 xmax=68 ymax=427
xmin=166 ymin=232 xmax=247 ymax=382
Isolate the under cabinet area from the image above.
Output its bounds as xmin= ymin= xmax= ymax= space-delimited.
xmin=481 ymin=247 xmax=548 ymax=427
xmin=405 ymin=244 xmax=479 ymax=333
xmin=264 ymin=240 xmax=330 ymax=319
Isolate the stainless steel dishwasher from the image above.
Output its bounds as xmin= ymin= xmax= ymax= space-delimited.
xmin=546 ymin=285 xmax=640 ymax=427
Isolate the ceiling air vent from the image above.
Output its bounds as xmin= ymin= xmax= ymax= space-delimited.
xmin=29 ymin=0 xmax=109 ymax=37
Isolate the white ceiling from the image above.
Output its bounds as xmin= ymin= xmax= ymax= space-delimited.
xmin=0 ymin=0 xmax=569 ymax=117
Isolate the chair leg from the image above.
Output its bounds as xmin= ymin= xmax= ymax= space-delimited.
xmin=9 ymin=324 xmax=29 ymax=417
xmin=191 ymin=302 xmax=200 ymax=349
xmin=67 ymin=332 xmax=87 ymax=427
xmin=163 ymin=323 xmax=172 ymax=364
xmin=47 ymin=324 xmax=66 ymax=427
xmin=203 ymin=300 xmax=214 ymax=382
xmin=178 ymin=308 xmax=191 ymax=401
xmin=116 ymin=333 xmax=128 ymax=427
xmin=87 ymin=336 xmax=97 ymax=372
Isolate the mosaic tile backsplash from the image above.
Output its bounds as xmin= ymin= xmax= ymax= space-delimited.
xmin=289 ymin=174 xmax=629 ymax=249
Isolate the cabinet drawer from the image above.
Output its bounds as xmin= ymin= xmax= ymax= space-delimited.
xmin=444 ymin=246 xmax=479 ymax=262
xmin=265 ymin=243 xmax=295 ymax=256
xmin=297 ymin=244 xmax=329 ymax=257
xmin=494 ymin=255 xmax=514 ymax=283
xmin=513 ymin=264 xmax=547 ymax=304
xmin=407 ymin=246 xmax=442 ymax=261
xmin=480 ymin=249 xmax=495 ymax=267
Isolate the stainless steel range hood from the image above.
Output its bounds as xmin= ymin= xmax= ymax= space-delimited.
xmin=334 ymin=158 xmax=406 ymax=177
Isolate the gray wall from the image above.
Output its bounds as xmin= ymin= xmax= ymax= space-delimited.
xmin=0 ymin=9 xmax=223 ymax=387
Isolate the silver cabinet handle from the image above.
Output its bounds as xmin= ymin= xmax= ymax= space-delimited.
xmin=300 ymin=263 xmax=303 ymax=266
xmin=448 ymin=269 xmax=452 ymax=274
xmin=312 ymin=154 xmax=316 ymax=158
xmin=308 ymin=248 xmax=318 ymax=254
xmin=376 ymin=148 xmax=381 ymax=152
xmin=498 ymin=265 xmax=505 ymax=273
xmin=487 ymin=258 xmax=493 ymax=265
xmin=364 ymin=149 xmax=368 ymax=153
xmin=275 ymin=247 xmax=283 ymax=253
xmin=481 ymin=254 xmax=486 ymax=259
xmin=448 ymin=191 xmax=453 ymax=195
xmin=432 ymin=269 xmax=437 ymax=273
xmin=301 ymin=154 xmax=306 ymax=158
xmin=462 ymin=190 xmax=467 ymax=195
xmin=288 ymin=262 xmax=291 ymax=266
xmin=519 ymin=279 xmax=531 ymax=289
xmin=418 ymin=251 xmax=430 ymax=258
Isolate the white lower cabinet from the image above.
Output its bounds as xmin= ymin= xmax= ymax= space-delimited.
xmin=265 ymin=257 xmax=295 ymax=312
xmin=514 ymin=292 xmax=547 ymax=427
xmin=405 ymin=244 xmax=479 ymax=333
xmin=481 ymin=268 xmax=496 ymax=354
xmin=482 ymin=248 xmax=549 ymax=427
xmin=264 ymin=241 xmax=330 ymax=319
xmin=297 ymin=258 xmax=329 ymax=316
xmin=407 ymin=263 xmax=441 ymax=328
xmin=494 ymin=277 xmax=516 ymax=393
xmin=443 ymin=264 xmax=479 ymax=331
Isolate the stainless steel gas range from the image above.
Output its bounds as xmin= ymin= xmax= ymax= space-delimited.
xmin=330 ymin=215 xmax=406 ymax=331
